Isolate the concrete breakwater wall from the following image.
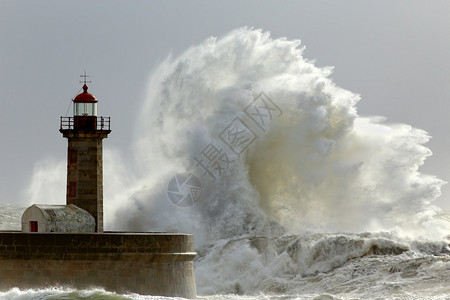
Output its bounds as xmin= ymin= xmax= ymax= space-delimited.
xmin=0 ymin=231 xmax=196 ymax=298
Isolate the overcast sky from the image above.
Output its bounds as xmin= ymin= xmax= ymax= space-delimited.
xmin=1 ymin=0 xmax=449 ymax=210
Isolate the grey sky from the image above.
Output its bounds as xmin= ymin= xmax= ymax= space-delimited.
xmin=1 ymin=0 xmax=449 ymax=210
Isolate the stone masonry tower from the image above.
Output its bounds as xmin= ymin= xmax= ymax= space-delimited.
xmin=60 ymin=79 xmax=110 ymax=232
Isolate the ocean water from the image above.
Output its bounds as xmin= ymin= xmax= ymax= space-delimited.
xmin=2 ymin=28 xmax=450 ymax=299
xmin=1 ymin=208 xmax=449 ymax=300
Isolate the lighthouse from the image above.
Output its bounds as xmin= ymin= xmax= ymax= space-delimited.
xmin=59 ymin=80 xmax=111 ymax=232
xmin=9 ymin=75 xmax=196 ymax=297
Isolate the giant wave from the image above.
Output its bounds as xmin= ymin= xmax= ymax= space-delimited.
xmin=17 ymin=28 xmax=450 ymax=298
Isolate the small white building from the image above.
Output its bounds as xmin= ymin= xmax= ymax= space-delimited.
xmin=21 ymin=204 xmax=95 ymax=233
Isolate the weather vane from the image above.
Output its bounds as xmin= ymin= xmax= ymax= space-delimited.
xmin=79 ymin=70 xmax=92 ymax=85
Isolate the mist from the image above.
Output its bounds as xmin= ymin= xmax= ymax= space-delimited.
xmin=25 ymin=28 xmax=447 ymax=245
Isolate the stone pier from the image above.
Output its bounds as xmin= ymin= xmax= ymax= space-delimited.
xmin=0 ymin=231 xmax=196 ymax=298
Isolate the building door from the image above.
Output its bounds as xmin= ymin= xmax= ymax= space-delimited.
xmin=30 ymin=221 xmax=38 ymax=232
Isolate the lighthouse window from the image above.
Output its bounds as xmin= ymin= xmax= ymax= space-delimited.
xmin=74 ymin=103 xmax=82 ymax=116
xmin=69 ymin=149 xmax=77 ymax=164
xmin=74 ymin=103 xmax=97 ymax=116
xmin=69 ymin=182 xmax=76 ymax=197
xmin=86 ymin=103 xmax=97 ymax=116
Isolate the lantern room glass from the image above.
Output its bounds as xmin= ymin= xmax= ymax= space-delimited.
xmin=74 ymin=102 xmax=97 ymax=116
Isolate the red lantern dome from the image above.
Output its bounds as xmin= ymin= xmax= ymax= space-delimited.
xmin=73 ymin=84 xmax=98 ymax=103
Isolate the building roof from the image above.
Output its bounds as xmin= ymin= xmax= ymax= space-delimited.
xmin=22 ymin=204 xmax=95 ymax=233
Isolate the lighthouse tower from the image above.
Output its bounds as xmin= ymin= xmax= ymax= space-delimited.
xmin=60 ymin=79 xmax=110 ymax=232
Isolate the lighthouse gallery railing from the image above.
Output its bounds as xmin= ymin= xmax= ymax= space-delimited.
xmin=60 ymin=116 xmax=110 ymax=131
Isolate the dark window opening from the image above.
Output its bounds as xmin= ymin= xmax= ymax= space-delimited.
xmin=30 ymin=221 xmax=38 ymax=232
xmin=69 ymin=149 xmax=77 ymax=164
xmin=69 ymin=182 xmax=76 ymax=197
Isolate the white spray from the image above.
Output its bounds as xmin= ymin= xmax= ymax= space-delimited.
xmin=24 ymin=27 xmax=449 ymax=296
xmin=102 ymin=28 xmax=446 ymax=240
